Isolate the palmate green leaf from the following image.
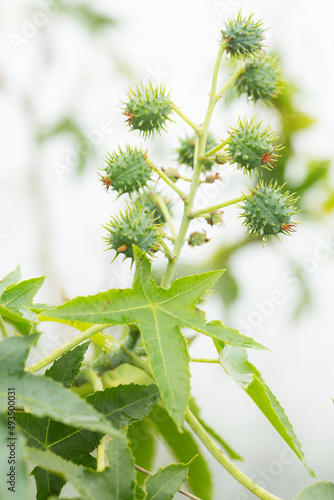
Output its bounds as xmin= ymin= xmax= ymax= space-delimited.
xmin=86 ymin=384 xmax=160 ymax=430
xmin=0 ymin=275 xmax=45 ymax=335
xmin=0 ymin=336 xmax=121 ymax=439
xmin=42 ymin=247 xmax=266 ymax=429
xmin=219 ymin=345 xmax=315 ymax=477
xmin=144 ymin=461 xmax=191 ymax=500
xmin=0 ymin=414 xmax=30 ymax=500
xmin=294 ymin=482 xmax=334 ymax=499
xmin=0 ymin=266 xmax=21 ymax=297
xmin=17 ymin=343 xmax=94 ymax=500
xmin=26 ymin=438 xmax=136 ymax=500
xmin=148 ymin=406 xmax=212 ymax=500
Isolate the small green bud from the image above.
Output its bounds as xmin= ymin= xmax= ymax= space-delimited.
xmin=161 ymin=167 xmax=180 ymax=182
xmin=102 ymin=145 xmax=151 ymax=196
xmin=205 ymin=173 xmax=221 ymax=184
xmin=123 ymin=82 xmax=173 ymax=138
xmin=104 ymin=204 xmax=160 ymax=261
xmin=222 ymin=13 xmax=264 ymax=57
xmin=235 ymin=56 xmax=283 ymax=103
xmin=204 ymin=211 xmax=224 ymax=226
xmin=239 ymin=181 xmax=298 ymax=245
xmin=176 ymin=133 xmax=217 ymax=171
xmin=226 ymin=117 xmax=280 ymax=177
xmin=188 ymin=231 xmax=210 ymax=247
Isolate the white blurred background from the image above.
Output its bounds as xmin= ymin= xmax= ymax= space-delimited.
xmin=1 ymin=1 xmax=334 ymax=499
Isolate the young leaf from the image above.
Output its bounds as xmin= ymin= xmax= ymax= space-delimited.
xmin=0 ymin=414 xmax=29 ymax=500
xmin=0 ymin=276 xmax=45 ymax=309
xmin=294 ymin=482 xmax=334 ymax=499
xmin=0 ymin=265 xmax=21 ymax=297
xmin=26 ymin=438 xmax=136 ymax=500
xmin=219 ymin=345 xmax=315 ymax=477
xmin=44 ymin=342 xmax=90 ymax=387
xmin=86 ymin=384 xmax=160 ymax=430
xmin=148 ymin=406 xmax=212 ymax=500
xmin=42 ymin=247 xmax=266 ymax=429
xmin=143 ymin=461 xmax=191 ymax=500
xmin=0 ymin=276 xmax=45 ymax=335
xmin=0 ymin=336 xmax=120 ymax=438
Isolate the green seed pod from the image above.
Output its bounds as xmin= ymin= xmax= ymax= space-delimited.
xmin=123 ymin=82 xmax=173 ymax=138
xmin=239 ymin=181 xmax=298 ymax=245
xmin=176 ymin=133 xmax=217 ymax=171
xmin=138 ymin=190 xmax=173 ymax=225
xmin=226 ymin=118 xmax=280 ymax=177
xmin=104 ymin=204 xmax=160 ymax=261
xmin=204 ymin=211 xmax=224 ymax=227
xmin=188 ymin=231 xmax=210 ymax=247
xmin=101 ymin=145 xmax=151 ymax=196
xmin=222 ymin=13 xmax=264 ymax=57
xmin=235 ymin=56 xmax=283 ymax=103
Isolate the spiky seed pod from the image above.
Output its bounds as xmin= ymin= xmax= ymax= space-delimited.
xmin=239 ymin=181 xmax=298 ymax=245
xmin=222 ymin=13 xmax=264 ymax=57
xmin=104 ymin=204 xmax=160 ymax=261
xmin=204 ymin=211 xmax=224 ymax=227
xmin=137 ymin=190 xmax=173 ymax=225
xmin=101 ymin=145 xmax=151 ymax=196
xmin=235 ymin=56 xmax=283 ymax=103
xmin=226 ymin=118 xmax=280 ymax=177
xmin=176 ymin=133 xmax=217 ymax=171
xmin=188 ymin=231 xmax=210 ymax=247
xmin=123 ymin=82 xmax=173 ymax=138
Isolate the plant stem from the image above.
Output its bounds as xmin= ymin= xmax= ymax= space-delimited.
xmin=172 ymin=105 xmax=202 ymax=134
xmin=200 ymin=140 xmax=229 ymax=159
xmin=190 ymin=193 xmax=252 ymax=218
xmin=86 ymin=368 xmax=105 ymax=471
xmin=0 ymin=314 xmax=9 ymax=338
xmin=216 ymin=63 xmax=247 ymax=100
xmin=190 ymin=358 xmax=220 ymax=364
xmin=146 ymin=158 xmax=188 ymax=200
xmin=126 ymin=351 xmax=282 ymax=500
xmin=157 ymin=237 xmax=177 ymax=262
xmin=185 ymin=410 xmax=283 ymax=500
xmin=153 ymin=193 xmax=177 ymax=238
xmin=135 ymin=464 xmax=202 ymax=500
xmin=161 ymin=42 xmax=228 ymax=288
xmin=26 ymin=323 xmax=109 ymax=373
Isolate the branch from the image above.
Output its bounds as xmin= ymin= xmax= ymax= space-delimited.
xmin=172 ymin=105 xmax=202 ymax=135
xmin=146 ymin=158 xmax=188 ymax=201
xmin=190 ymin=193 xmax=252 ymax=218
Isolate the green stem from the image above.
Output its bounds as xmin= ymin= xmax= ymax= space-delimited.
xmin=190 ymin=193 xmax=252 ymax=218
xmin=161 ymin=42 xmax=228 ymax=288
xmin=157 ymin=237 xmax=177 ymax=262
xmin=172 ymin=105 xmax=202 ymax=134
xmin=200 ymin=140 xmax=229 ymax=159
xmin=146 ymin=158 xmax=188 ymax=200
xmin=153 ymin=193 xmax=177 ymax=238
xmin=216 ymin=63 xmax=247 ymax=100
xmin=190 ymin=358 xmax=220 ymax=364
xmin=86 ymin=368 xmax=105 ymax=471
xmin=126 ymin=351 xmax=282 ymax=500
xmin=0 ymin=314 xmax=9 ymax=338
xmin=185 ymin=410 xmax=283 ymax=500
xmin=26 ymin=323 xmax=110 ymax=373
